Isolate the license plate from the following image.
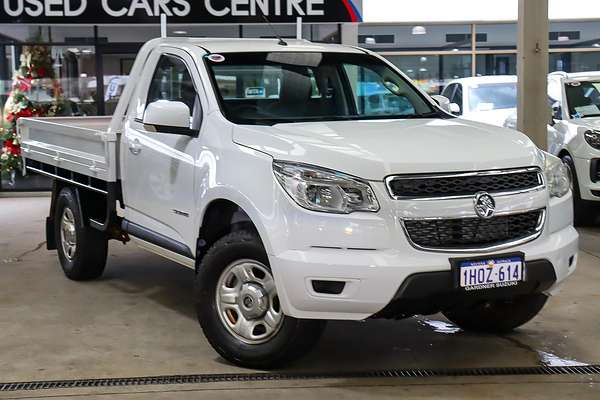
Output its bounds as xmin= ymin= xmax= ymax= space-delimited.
xmin=458 ymin=255 xmax=524 ymax=291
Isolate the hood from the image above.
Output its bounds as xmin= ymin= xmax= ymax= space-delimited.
xmin=568 ymin=116 xmax=600 ymax=130
xmin=462 ymin=108 xmax=517 ymax=127
xmin=233 ymin=118 xmax=543 ymax=180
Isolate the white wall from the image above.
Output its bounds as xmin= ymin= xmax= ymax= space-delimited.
xmin=363 ymin=0 xmax=600 ymax=23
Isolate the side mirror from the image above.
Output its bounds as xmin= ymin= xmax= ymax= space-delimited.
xmin=448 ymin=103 xmax=461 ymax=115
xmin=431 ymin=95 xmax=460 ymax=115
xmin=431 ymin=95 xmax=451 ymax=112
xmin=143 ymin=100 xmax=195 ymax=135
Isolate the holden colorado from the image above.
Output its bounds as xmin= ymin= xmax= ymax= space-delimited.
xmin=18 ymin=38 xmax=578 ymax=368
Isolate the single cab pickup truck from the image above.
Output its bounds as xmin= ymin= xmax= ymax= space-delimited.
xmin=19 ymin=38 xmax=579 ymax=368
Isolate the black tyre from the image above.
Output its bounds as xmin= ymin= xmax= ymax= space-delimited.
xmin=195 ymin=230 xmax=325 ymax=369
xmin=54 ymin=187 xmax=108 ymax=281
xmin=443 ymin=294 xmax=548 ymax=333
xmin=562 ymin=154 xmax=598 ymax=226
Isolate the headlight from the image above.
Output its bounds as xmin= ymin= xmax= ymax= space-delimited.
xmin=543 ymin=152 xmax=571 ymax=198
xmin=584 ymin=130 xmax=600 ymax=149
xmin=273 ymin=161 xmax=380 ymax=214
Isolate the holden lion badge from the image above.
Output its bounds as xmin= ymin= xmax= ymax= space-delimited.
xmin=474 ymin=192 xmax=496 ymax=219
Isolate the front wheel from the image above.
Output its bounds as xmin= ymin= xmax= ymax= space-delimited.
xmin=195 ymin=230 xmax=325 ymax=369
xmin=443 ymin=294 xmax=548 ymax=333
xmin=561 ymin=154 xmax=598 ymax=226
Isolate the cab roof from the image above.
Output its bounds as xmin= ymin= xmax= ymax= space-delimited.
xmin=155 ymin=37 xmax=366 ymax=54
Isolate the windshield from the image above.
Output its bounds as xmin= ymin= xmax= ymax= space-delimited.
xmin=565 ymin=80 xmax=600 ymax=118
xmin=205 ymin=52 xmax=439 ymax=125
xmin=468 ymin=83 xmax=517 ymax=112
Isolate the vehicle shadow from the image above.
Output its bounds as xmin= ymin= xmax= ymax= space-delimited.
xmin=100 ymin=243 xmax=592 ymax=373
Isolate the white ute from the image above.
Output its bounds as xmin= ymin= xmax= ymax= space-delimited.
xmin=19 ymin=38 xmax=578 ymax=368
xmin=504 ymin=71 xmax=600 ymax=224
xmin=441 ymin=75 xmax=518 ymax=127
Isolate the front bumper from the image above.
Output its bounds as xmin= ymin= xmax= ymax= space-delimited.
xmin=267 ymin=182 xmax=579 ymax=321
xmin=373 ymin=259 xmax=557 ymax=319
xmin=270 ymin=224 xmax=578 ymax=320
xmin=573 ymin=156 xmax=600 ymax=201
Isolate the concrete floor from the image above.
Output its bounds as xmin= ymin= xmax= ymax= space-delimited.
xmin=1 ymin=196 xmax=599 ymax=399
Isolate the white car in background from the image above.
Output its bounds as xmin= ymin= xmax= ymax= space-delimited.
xmin=504 ymin=71 xmax=600 ymax=225
xmin=441 ymin=75 xmax=517 ymax=127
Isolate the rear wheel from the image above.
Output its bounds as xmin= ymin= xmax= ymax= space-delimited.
xmin=443 ymin=294 xmax=548 ymax=333
xmin=195 ymin=230 xmax=325 ymax=369
xmin=54 ymin=187 xmax=108 ymax=281
xmin=561 ymin=154 xmax=598 ymax=226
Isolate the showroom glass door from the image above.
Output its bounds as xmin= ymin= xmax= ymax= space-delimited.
xmin=96 ymin=43 xmax=143 ymax=116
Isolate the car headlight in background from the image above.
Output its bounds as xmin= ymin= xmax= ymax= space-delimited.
xmin=584 ymin=130 xmax=600 ymax=150
xmin=273 ymin=161 xmax=380 ymax=214
xmin=543 ymin=152 xmax=571 ymax=198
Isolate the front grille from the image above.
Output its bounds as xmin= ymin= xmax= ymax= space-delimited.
xmin=403 ymin=209 xmax=544 ymax=251
xmin=386 ymin=168 xmax=543 ymax=199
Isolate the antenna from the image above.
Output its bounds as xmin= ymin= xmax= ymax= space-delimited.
xmin=260 ymin=13 xmax=287 ymax=46
xmin=160 ymin=13 xmax=167 ymax=38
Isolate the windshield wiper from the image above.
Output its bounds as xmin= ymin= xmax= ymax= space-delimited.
xmin=581 ymin=113 xmax=600 ymax=118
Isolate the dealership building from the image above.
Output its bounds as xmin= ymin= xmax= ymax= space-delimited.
xmin=1 ymin=0 xmax=600 ymax=190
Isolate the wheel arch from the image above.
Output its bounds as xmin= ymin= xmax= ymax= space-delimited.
xmin=196 ymin=198 xmax=271 ymax=272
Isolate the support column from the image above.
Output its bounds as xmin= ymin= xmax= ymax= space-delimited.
xmin=340 ymin=23 xmax=358 ymax=46
xmin=517 ymin=0 xmax=549 ymax=149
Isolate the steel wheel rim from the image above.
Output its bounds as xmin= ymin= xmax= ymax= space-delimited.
xmin=60 ymin=207 xmax=77 ymax=261
xmin=216 ymin=259 xmax=283 ymax=345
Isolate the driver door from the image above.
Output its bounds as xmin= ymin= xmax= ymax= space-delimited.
xmin=122 ymin=48 xmax=204 ymax=253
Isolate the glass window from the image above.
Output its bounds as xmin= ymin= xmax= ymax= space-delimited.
xmin=310 ymin=24 xmax=340 ymax=43
xmin=167 ymin=24 xmax=240 ymax=39
xmin=0 ymin=45 xmax=97 ymax=119
xmin=476 ymin=54 xmax=517 ymax=76
xmin=564 ymin=80 xmax=600 ymax=119
xmin=147 ymin=55 xmax=197 ymax=112
xmin=358 ymin=24 xmax=472 ymax=51
xmin=468 ymin=82 xmax=517 ymax=112
xmin=206 ymin=52 xmax=439 ymax=125
xmin=475 ymin=24 xmax=517 ymax=50
xmin=343 ymin=64 xmax=416 ymax=116
xmin=97 ymin=26 xmax=160 ymax=43
xmin=550 ymin=52 xmax=600 ymax=73
xmin=243 ymin=24 xmax=299 ymax=39
xmin=385 ymin=54 xmax=472 ymax=94
xmin=549 ymin=21 xmax=600 ymax=49
xmin=0 ymin=25 xmax=94 ymax=44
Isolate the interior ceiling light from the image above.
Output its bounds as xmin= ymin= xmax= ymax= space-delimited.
xmin=173 ymin=30 xmax=188 ymax=35
xmin=412 ymin=26 xmax=427 ymax=35
xmin=558 ymin=36 xmax=570 ymax=42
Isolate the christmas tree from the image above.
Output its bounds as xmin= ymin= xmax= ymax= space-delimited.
xmin=1 ymin=43 xmax=65 ymax=179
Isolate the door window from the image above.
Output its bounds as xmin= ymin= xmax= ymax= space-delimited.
xmin=342 ymin=64 xmax=417 ymax=116
xmin=146 ymin=54 xmax=201 ymax=129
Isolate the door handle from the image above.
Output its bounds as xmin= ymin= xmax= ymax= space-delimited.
xmin=129 ymin=138 xmax=142 ymax=155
